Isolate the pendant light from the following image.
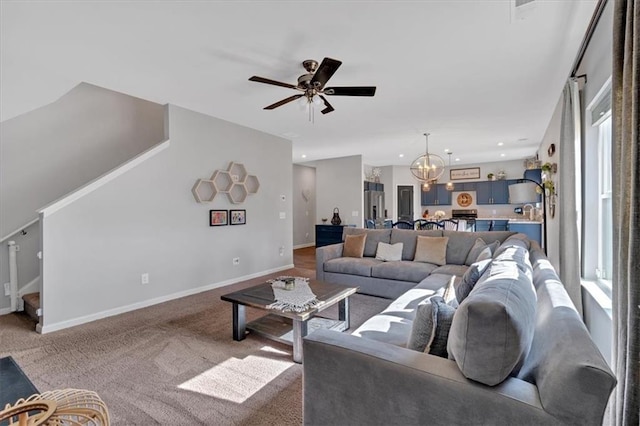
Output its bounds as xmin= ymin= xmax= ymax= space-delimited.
xmin=410 ymin=133 xmax=445 ymax=188
xmin=445 ymin=152 xmax=455 ymax=191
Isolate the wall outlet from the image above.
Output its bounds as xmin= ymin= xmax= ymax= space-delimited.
xmin=352 ymin=211 xmax=358 ymax=217
xmin=233 ymin=257 xmax=240 ymax=265
xmin=279 ymin=246 xmax=284 ymax=256
xmin=279 ymin=212 xmax=286 ymax=219
xmin=3 ymin=283 xmax=10 ymax=296
xmin=141 ymin=273 xmax=149 ymax=285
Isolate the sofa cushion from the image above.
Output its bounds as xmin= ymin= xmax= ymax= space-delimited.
xmin=381 ymin=287 xmax=437 ymax=320
xmin=407 ymin=295 xmax=456 ymax=356
xmin=431 ymin=264 xmax=469 ymax=277
xmin=324 ymin=257 xmax=381 ymax=277
xmin=343 ymin=234 xmax=366 ymax=258
xmin=455 ymin=258 xmax=492 ymax=303
xmin=444 ymin=230 xmax=514 ymax=265
xmin=390 ymin=229 xmax=443 ymax=260
xmin=343 ymin=228 xmax=392 ymax=257
xmin=352 ymin=314 xmax=413 ymax=347
xmin=415 ymin=273 xmax=457 ymax=292
xmin=372 ymin=260 xmax=437 ymax=283
xmin=375 ymin=242 xmax=403 ymax=262
xmin=414 ymin=236 xmax=449 ymax=266
xmin=447 ymin=257 xmax=537 ymax=386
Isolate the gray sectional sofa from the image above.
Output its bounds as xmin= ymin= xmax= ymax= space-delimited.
xmin=305 ymin=228 xmax=616 ymax=425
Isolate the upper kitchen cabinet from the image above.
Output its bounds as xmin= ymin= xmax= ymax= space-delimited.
xmin=421 ymin=183 xmax=452 ymax=206
xmin=477 ymin=180 xmax=515 ymax=204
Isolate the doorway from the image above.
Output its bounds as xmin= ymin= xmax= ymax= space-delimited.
xmin=397 ymin=186 xmax=414 ymax=221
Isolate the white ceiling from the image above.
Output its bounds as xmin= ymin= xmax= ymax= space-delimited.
xmin=1 ymin=1 xmax=596 ymax=166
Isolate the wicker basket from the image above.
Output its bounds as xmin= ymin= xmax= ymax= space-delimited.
xmin=0 ymin=389 xmax=110 ymax=425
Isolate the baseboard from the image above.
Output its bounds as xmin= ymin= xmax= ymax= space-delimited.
xmin=293 ymin=242 xmax=315 ymax=249
xmin=39 ymin=264 xmax=295 ymax=334
xmin=0 ymin=307 xmax=12 ymax=316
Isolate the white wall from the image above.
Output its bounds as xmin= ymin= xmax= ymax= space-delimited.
xmin=310 ymin=155 xmax=363 ymax=226
xmin=39 ymin=104 xmax=293 ymax=331
xmin=0 ymin=83 xmax=165 ymax=312
xmin=535 ymin=0 xmax=613 ymax=363
xmin=292 ymin=164 xmax=316 ymax=247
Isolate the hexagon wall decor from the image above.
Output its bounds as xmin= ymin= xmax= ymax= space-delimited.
xmin=191 ymin=162 xmax=259 ymax=204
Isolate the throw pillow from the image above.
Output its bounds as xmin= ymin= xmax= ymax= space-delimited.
xmin=343 ymin=234 xmax=366 ymax=258
xmin=442 ymin=275 xmax=458 ymax=307
xmin=407 ymin=295 xmax=456 ymax=357
xmin=487 ymin=240 xmax=500 ymax=257
xmin=464 ymin=238 xmax=487 ymax=266
xmin=414 ymin=236 xmax=449 ymax=266
xmin=375 ymin=242 xmax=403 ymax=261
xmin=454 ymin=258 xmax=492 ymax=303
xmin=475 ymin=246 xmax=493 ymax=262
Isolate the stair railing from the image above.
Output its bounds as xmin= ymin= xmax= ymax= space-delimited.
xmin=1 ymin=218 xmax=39 ymax=312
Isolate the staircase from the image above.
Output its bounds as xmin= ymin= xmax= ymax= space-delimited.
xmin=22 ymin=293 xmax=40 ymax=323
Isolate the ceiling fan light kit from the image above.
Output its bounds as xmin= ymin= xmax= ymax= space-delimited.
xmin=248 ymin=57 xmax=376 ymax=117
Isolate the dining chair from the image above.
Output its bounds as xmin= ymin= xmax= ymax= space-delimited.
xmin=392 ymin=220 xmax=414 ymax=229
xmin=365 ymin=219 xmax=376 ymax=229
xmin=417 ymin=220 xmax=444 ymax=230
xmin=439 ymin=219 xmax=460 ymax=231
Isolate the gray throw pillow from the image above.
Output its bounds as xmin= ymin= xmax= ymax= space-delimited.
xmin=454 ymin=258 xmax=492 ymax=303
xmin=407 ymin=295 xmax=456 ymax=357
xmin=464 ymin=238 xmax=487 ymax=266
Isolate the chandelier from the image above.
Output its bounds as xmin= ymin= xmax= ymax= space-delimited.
xmin=410 ymin=133 xmax=445 ymax=189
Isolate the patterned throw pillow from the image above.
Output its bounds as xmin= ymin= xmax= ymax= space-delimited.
xmin=407 ymin=295 xmax=456 ymax=357
xmin=455 ymin=258 xmax=493 ymax=303
xmin=375 ymin=242 xmax=404 ymax=261
xmin=343 ymin=234 xmax=366 ymax=258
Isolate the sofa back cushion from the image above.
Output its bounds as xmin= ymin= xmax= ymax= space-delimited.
xmin=343 ymin=228 xmax=392 ymax=257
xmin=443 ymin=230 xmax=514 ymax=265
xmin=447 ymin=245 xmax=537 ymax=386
xmin=390 ymin=229 xmax=443 ymax=260
xmin=517 ymin=245 xmax=616 ymax=424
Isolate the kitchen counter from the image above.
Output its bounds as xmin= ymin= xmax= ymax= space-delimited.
xmin=477 ymin=218 xmax=543 ymax=224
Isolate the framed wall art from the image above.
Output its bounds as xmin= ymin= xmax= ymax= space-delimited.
xmin=210 ymin=210 xmax=228 ymax=226
xmin=230 ymin=209 xmax=246 ymax=225
xmin=450 ymin=167 xmax=481 ymax=180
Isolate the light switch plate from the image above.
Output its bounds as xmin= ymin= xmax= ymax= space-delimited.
xmin=279 ymin=212 xmax=286 ymax=219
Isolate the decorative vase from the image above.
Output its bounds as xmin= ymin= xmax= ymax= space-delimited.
xmin=331 ymin=207 xmax=342 ymax=225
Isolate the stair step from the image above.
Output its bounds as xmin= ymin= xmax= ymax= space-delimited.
xmin=22 ymin=292 xmax=39 ymax=321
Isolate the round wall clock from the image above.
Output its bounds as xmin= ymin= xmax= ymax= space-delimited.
xmin=457 ymin=192 xmax=473 ymax=207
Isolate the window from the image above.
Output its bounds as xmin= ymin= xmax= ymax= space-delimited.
xmin=597 ymin=116 xmax=612 ymax=289
xmin=583 ymin=78 xmax=612 ymax=298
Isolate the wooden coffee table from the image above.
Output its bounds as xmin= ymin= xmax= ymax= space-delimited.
xmin=221 ymin=279 xmax=357 ymax=363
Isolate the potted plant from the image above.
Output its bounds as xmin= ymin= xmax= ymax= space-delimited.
xmin=487 ymin=173 xmax=495 ymax=181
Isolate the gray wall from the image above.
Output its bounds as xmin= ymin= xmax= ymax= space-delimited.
xmin=310 ymin=155 xmax=363 ymax=226
xmin=0 ymin=83 xmax=165 ymax=312
xmin=292 ymin=165 xmax=316 ymax=248
xmin=39 ymin=104 xmax=292 ymax=330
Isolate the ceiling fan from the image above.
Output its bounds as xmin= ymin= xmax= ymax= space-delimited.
xmin=248 ymin=57 xmax=376 ymax=114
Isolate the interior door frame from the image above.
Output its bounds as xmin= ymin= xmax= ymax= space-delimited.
xmin=397 ymin=185 xmax=414 ymax=221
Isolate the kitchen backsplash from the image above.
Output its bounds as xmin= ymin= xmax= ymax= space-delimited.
xmin=419 ymin=204 xmax=540 ymax=220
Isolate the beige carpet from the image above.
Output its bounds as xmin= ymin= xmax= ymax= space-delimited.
xmin=0 ymin=267 xmax=389 ymax=425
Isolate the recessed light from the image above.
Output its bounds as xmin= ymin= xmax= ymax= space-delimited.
xmin=301 ymin=154 xmax=307 ymax=158
xmin=500 ymin=153 xmax=506 ymax=157
xmin=498 ymin=142 xmax=504 ymax=146
xmin=455 ymin=158 xmax=460 ymax=162
xmin=399 ymin=153 xmax=404 ymax=158
xmin=444 ymin=148 xmax=450 ymax=152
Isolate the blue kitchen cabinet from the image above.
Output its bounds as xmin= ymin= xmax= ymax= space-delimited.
xmin=509 ymin=223 xmax=542 ymax=246
xmin=421 ymin=184 xmax=451 ymax=206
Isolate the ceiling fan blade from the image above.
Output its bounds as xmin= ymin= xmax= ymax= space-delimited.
xmin=310 ymin=57 xmax=342 ymax=88
xmin=264 ymin=94 xmax=304 ymax=110
xmin=249 ymin=76 xmax=298 ymax=90
xmin=324 ymin=86 xmax=377 ymax=96
xmin=319 ymin=95 xmax=335 ymax=114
